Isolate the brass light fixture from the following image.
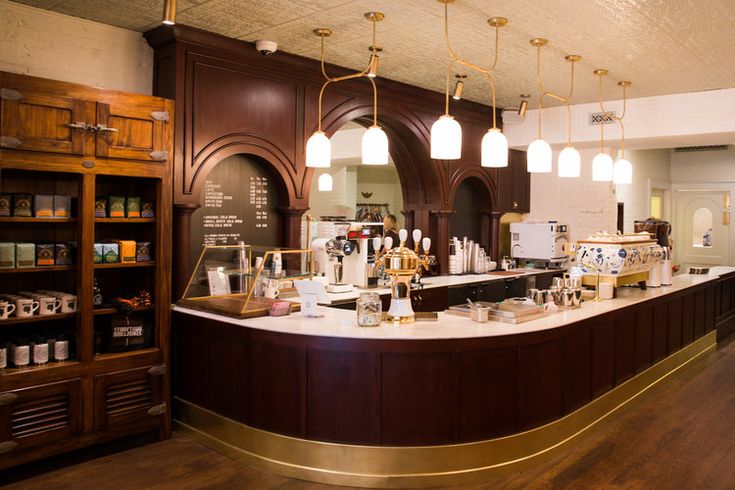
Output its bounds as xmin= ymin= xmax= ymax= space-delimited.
xmin=162 ymin=0 xmax=176 ymax=25
xmin=518 ymin=94 xmax=530 ymax=118
xmin=305 ymin=12 xmax=389 ymax=168
xmin=593 ymin=70 xmax=632 ymax=183
xmin=452 ymin=74 xmax=467 ymax=100
xmin=431 ymin=0 xmax=509 ymax=168
xmin=527 ymin=38 xmax=581 ymax=176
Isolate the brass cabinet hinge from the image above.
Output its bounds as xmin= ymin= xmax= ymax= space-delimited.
xmin=0 ymin=136 xmax=22 ymax=148
xmin=0 ymin=392 xmax=19 ymax=405
xmin=0 ymin=88 xmax=23 ymax=101
xmin=0 ymin=441 xmax=18 ymax=454
xmin=150 ymin=111 xmax=169 ymax=122
xmin=149 ymin=150 xmax=168 ymax=161
xmin=148 ymin=364 xmax=167 ymax=376
xmin=147 ymin=402 xmax=167 ymax=416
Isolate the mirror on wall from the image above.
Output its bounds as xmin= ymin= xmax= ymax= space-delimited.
xmin=303 ymin=122 xmax=404 ymax=245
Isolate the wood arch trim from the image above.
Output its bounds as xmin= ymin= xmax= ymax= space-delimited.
xmin=448 ymin=166 xmax=497 ymax=212
xmin=187 ymin=133 xmax=297 ymax=205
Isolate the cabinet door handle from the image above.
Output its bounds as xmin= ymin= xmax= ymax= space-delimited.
xmin=147 ymin=402 xmax=167 ymax=416
xmin=95 ymin=124 xmax=119 ymax=133
xmin=513 ymin=201 xmax=519 ymax=208
xmin=67 ymin=122 xmax=91 ymax=131
xmin=148 ymin=364 xmax=167 ymax=376
xmin=0 ymin=393 xmax=18 ymax=405
xmin=0 ymin=441 xmax=18 ymax=454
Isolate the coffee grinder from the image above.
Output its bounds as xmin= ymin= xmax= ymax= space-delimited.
xmin=325 ymin=222 xmax=354 ymax=293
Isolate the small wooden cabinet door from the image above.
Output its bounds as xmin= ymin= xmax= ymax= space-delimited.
xmin=94 ymin=365 xmax=166 ymax=431
xmin=0 ymin=379 xmax=82 ymax=455
xmin=495 ymin=150 xmax=530 ymax=213
xmin=95 ymin=101 xmax=170 ymax=162
xmin=0 ymin=88 xmax=94 ymax=155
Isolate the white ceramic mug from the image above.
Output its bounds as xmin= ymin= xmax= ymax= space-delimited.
xmin=59 ymin=295 xmax=77 ymax=313
xmin=543 ymin=302 xmax=559 ymax=313
xmin=38 ymin=296 xmax=62 ymax=316
xmin=0 ymin=302 xmax=16 ymax=320
xmin=264 ymin=286 xmax=280 ymax=299
xmin=16 ymin=298 xmax=39 ymax=317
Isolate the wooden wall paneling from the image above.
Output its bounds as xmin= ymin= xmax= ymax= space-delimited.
xmin=615 ymin=313 xmax=636 ymax=384
xmin=205 ymin=333 xmax=248 ymax=424
xmin=721 ymin=278 xmax=731 ymax=314
xmin=705 ymin=284 xmax=717 ymax=333
xmin=634 ymin=308 xmax=654 ymax=374
xmin=682 ymin=293 xmax=695 ymax=346
xmin=173 ymin=316 xmax=207 ymax=408
xmin=307 ymin=349 xmax=380 ymax=445
xmin=248 ymin=336 xmax=306 ymax=438
xmin=563 ymin=325 xmax=592 ymax=414
xmin=518 ymin=340 xmax=563 ymax=430
xmin=694 ymin=289 xmax=707 ymax=340
xmin=652 ymin=302 xmax=669 ymax=363
xmin=591 ymin=320 xmax=616 ymax=397
xmin=381 ymin=353 xmax=453 ymax=445
xmin=457 ymin=348 xmax=518 ymax=441
xmin=668 ymin=297 xmax=683 ymax=354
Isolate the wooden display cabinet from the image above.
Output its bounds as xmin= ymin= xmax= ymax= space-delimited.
xmin=0 ymin=71 xmax=172 ymax=470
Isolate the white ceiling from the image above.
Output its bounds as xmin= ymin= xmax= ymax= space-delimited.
xmin=11 ymin=0 xmax=735 ymax=108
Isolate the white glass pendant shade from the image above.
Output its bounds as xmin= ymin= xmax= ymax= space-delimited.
xmin=527 ymin=139 xmax=552 ymax=173
xmin=430 ymin=115 xmax=462 ymax=160
xmin=592 ymin=152 xmax=614 ymax=182
xmin=318 ymin=173 xmax=333 ymax=192
xmin=557 ymin=146 xmax=581 ymax=178
xmin=362 ymin=125 xmax=389 ymax=165
xmin=613 ymin=158 xmax=633 ymax=184
xmin=481 ymin=128 xmax=508 ymax=168
xmin=306 ymin=131 xmax=331 ymax=168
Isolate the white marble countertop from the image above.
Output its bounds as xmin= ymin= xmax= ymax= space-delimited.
xmin=173 ymin=268 xmax=735 ymax=340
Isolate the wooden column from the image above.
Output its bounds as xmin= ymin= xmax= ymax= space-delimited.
xmin=490 ymin=211 xmax=503 ymax=262
xmin=430 ymin=210 xmax=454 ymax=275
xmin=279 ymin=206 xmax=309 ymax=249
xmin=173 ymin=203 xmax=200 ymax=299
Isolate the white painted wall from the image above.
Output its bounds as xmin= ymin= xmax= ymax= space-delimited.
xmin=670 ymin=146 xmax=735 ymax=183
xmin=0 ymin=0 xmax=152 ymax=95
xmin=615 ymin=149 xmax=672 ymax=233
xmin=523 ymin=147 xmax=618 ymax=243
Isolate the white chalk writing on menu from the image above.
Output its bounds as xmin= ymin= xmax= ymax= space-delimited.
xmin=200 ymin=176 xmax=270 ymax=245
xmin=249 ymin=176 xmax=269 ymax=229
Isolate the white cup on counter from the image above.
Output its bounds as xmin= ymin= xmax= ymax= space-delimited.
xmin=264 ymin=286 xmax=280 ymax=299
xmin=598 ymin=282 xmax=614 ymax=300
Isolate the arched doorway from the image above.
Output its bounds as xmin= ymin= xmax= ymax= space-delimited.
xmin=188 ymin=154 xmax=285 ymax=270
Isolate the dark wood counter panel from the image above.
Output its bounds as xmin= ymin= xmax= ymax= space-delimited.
xmin=172 ymin=274 xmax=731 ymax=447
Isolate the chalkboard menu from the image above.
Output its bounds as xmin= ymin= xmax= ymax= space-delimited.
xmin=190 ymin=155 xmax=281 ymax=269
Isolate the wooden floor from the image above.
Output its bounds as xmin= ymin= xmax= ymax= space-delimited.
xmin=3 ymin=336 xmax=735 ymax=489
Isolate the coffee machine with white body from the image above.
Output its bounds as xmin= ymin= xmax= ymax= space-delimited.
xmin=510 ymin=221 xmax=569 ymax=268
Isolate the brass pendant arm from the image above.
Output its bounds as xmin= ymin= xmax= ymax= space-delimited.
xmin=536 ymin=45 xmax=578 ymax=143
xmin=482 ymin=72 xmax=498 ymax=129
xmin=319 ymin=36 xmax=370 ymax=82
xmin=443 ymin=60 xmax=457 ymax=115
xmin=443 ymin=1 xmax=501 ymax=75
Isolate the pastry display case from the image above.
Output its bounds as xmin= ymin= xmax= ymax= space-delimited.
xmin=178 ymin=244 xmax=313 ymax=318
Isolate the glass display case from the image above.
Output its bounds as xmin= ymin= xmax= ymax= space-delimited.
xmin=178 ymin=244 xmax=313 ymax=318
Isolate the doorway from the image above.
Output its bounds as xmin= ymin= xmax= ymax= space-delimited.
xmin=674 ymin=187 xmax=732 ymax=269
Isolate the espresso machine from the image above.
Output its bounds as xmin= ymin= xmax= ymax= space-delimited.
xmin=342 ymin=225 xmax=379 ymax=288
xmin=311 ymin=222 xmax=355 ymax=293
xmin=377 ymin=229 xmax=429 ymax=324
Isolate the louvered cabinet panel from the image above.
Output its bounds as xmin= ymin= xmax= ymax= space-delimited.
xmin=94 ymin=365 xmax=166 ymax=431
xmin=0 ymin=88 xmax=94 ymax=154
xmin=95 ymin=101 xmax=170 ymax=162
xmin=0 ymin=379 xmax=82 ymax=455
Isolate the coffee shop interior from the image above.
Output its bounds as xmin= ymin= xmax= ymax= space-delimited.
xmin=2 ymin=0 xmax=735 ymax=488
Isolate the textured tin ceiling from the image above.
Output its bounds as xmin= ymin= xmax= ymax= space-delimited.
xmin=11 ymin=0 xmax=735 ymax=108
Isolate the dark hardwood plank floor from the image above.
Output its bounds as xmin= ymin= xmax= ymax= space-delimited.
xmin=3 ymin=336 xmax=735 ymax=489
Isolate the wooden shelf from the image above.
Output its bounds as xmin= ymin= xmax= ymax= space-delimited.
xmin=94 ymin=347 xmax=159 ymax=362
xmin=93 ymin=305 xmax=154 ymax=316
xmin=0 ymin=265 xmax=75 ymax=274
xmin=0 ymin=312 xmax=77 ymax=325
xmin=0 ymin=360 xmax=80 ymax=378
xmin=0 ymin=217 xmax=76 ymax=223
xmin=94 ymin=218 xmax=156 ymax=223
xmin=94 ymin=261 xmax=155 ymax=270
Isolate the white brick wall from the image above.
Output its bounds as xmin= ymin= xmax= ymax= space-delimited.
xmin=0 ymin=0 xmax=152 ymax=95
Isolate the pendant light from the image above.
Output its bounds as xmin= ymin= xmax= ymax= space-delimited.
xmin=433 ymin=1 xmax=508 ymax=167
xmin=318 ymin=173 xmax=333 ymax=192
xmin=529 ymin=38 xmax=581 ymax=174
xmin=592 ymin=69 xmax=613 ymax=182
xmin=612 ymin=81 xmax=633 ymax=184
xmin=162 ymin=0 xmax=176 ymax=25
xmin=307 ymin=13 xmax=388 ymax=168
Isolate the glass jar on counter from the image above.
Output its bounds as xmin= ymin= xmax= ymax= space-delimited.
xmin=357 ymin=292 xmax=382 ymax=327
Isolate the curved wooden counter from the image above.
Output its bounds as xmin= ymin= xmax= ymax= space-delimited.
xmin=171 ymin=270 xmax=735 ymax=487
